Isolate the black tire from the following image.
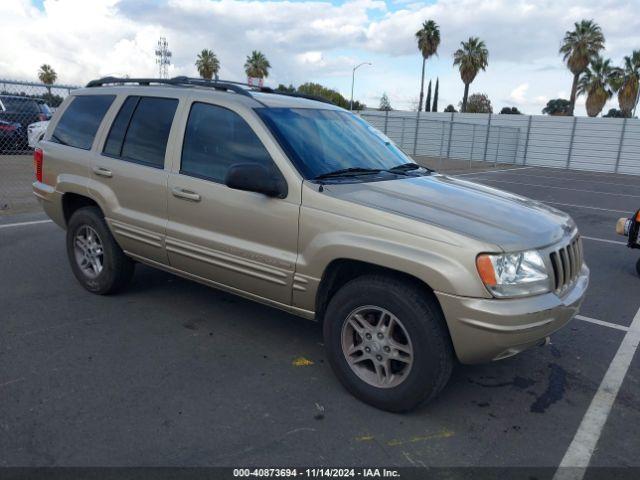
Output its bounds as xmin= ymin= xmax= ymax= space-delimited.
xmin=66 ymin=206 xmax=134 ymax=295
xmin=323 ymin=275 xmax=454 ymax=412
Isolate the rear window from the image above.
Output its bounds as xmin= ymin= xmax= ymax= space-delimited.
xmin=0 ymin=96 xmax=41 ymax=113
xmin=103 ymin=96 xmax=178 ymax=168
xmin=51 ymin=95 xmax=115 ymax=150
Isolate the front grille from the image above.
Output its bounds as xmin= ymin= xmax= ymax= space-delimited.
xmin=549 ymin=236 xmax=583 ymax=292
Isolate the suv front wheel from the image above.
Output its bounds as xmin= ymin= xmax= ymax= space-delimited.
xmin=323 ymin=275 xmax=454 ymax=412
xmin=66 ymin=206 xmax=134 ymax=294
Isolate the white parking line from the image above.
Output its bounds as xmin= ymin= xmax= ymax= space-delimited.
xmin=470 ymin=171 xmax=639 ymax=189
xmin=525 ymin=166 xmax=638 ymax=181
xmin=453 ymin=166 xmax=534 ymax=176
xmin=554 ymin=307 xmax=640 ymax=480
xmin=581 ymin=236 xmax=627 ymax=246
xmin=543 ymin=201 xmax=631 ymax=215
xmin=465 ymin=178 xmax=640 ymax=198
xmin=575 ymin=315 xmax=629 ymax=332
xmin=0 ymin=219 xmax=52 ymax=229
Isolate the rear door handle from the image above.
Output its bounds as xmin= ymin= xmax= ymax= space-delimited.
xmin=93 ymin=167 xmax=112 ymax=178
xmin=171 ymin=187 xmax=201 ymax=202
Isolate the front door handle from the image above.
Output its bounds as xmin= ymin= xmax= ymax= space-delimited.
xmin=93 ymin=167 xmax=112 ymax=178
xmin=171 ymin=187 xmax=201 ymax=202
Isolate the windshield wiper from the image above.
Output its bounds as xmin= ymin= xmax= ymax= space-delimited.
xmin=387 ymin=162 xmax=422 ymax=172
xmin=313 ymin=167 xmax=382 ymax=180
xmin=386 ymin=162 xmax=434 ymax=176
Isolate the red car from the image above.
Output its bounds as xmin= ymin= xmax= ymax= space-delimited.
xmin=0 ymin=119 xmax=25 ymax=153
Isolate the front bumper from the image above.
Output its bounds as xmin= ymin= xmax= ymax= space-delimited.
xmin=436 ymin=265 xmax=589 ymax=364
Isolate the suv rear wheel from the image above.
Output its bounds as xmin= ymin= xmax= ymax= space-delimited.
xmin=323 ymin=275 xmax=453 ymax=412
xmin=66 ymin=206 xmax=134 ymax=294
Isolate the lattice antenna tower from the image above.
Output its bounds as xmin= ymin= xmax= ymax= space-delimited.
xmin=155 ymin=37 xmax=172 ymax=79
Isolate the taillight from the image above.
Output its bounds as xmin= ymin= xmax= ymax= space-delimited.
xmin=0 ymin=124 xmax=17 ymax=131
xmin=34 ymin=148 xmax=43 ymax=183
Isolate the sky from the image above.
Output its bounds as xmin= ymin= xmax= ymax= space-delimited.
xmin=1 ymin=0 xmax=639 ymax=115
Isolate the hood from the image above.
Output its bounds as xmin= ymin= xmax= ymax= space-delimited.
xmin=322 ymin=174 xmax=576 ymax=251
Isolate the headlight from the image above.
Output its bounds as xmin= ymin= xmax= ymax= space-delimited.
xmin=476 ymin=250 xmax=550 ymax=298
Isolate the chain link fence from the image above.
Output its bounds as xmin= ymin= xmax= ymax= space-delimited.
xmin=0 ymin=79 xmax=80 ymax=154
xmin=359 ymin=110 xmax=521 ymax=167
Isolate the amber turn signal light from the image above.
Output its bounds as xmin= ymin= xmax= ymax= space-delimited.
xmin=476 ymin=255 xmax=497 ymax=286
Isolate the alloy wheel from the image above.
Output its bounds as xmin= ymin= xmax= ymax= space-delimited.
xmin=73 ymin=225 xmax=104 ymax=279
xmin=341 ymin=306 xmax=414 ymax=388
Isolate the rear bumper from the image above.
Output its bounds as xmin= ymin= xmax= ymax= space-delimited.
xmin=436 ymin=265 xmax=589 ymax=364
xmin=33 ymin=181 xmax=65 ymax=228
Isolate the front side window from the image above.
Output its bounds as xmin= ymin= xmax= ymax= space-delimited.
xmin=181 ymin=102 xmax=275 ymax=183
xmin=103 ymin=96 xmax=178 ymax=168
xmin=256 ymin=108 xmax=411 ymax=179
xmin=51 ymin=95 xmax=115 ymax=150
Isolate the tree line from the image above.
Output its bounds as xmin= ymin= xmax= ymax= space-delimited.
xmin=33 ymin=19 xmax=639 ymax=118
xmin=413 ymin=19 xmax=639 ymax=117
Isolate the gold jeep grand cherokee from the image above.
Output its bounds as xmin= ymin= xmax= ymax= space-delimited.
xmin=33 ymin=77 xmax=589 ymax=412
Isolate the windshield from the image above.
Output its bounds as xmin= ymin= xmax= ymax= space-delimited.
xmin=256 ymin=108 xmax=412 ymax=180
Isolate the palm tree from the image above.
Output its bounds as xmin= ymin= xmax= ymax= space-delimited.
xmin=195 ymin=49 xmax=220 ymax=80
xmin=613 ymin=50 xmax=640 ymax=117
xmin=38 ymin=64 xmax=57 ymax=95
xmin=415 ymin=20 xmax=440 ymax=112
xmin=244 ymin=50 xmax=271 ymax=81
xmin=453 ymin=37 xmax=489 ymax=112
xmin=559 ymin=20 xmax=605 ymax=116
xmin=577 ymin=55 xmax=616 ymax=117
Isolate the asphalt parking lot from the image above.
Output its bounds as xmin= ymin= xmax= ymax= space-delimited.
xmin=1 ymin=156 xmax=639 ymax=472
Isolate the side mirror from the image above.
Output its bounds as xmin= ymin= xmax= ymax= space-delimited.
xmin=225 ymin=163 xmax=287 ymax=199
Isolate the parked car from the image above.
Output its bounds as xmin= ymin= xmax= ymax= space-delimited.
xmin=0 ymin=119 xmax=24 ymax=153
xmin=33 ymin=77 xmax=589 ymax=412
xmin=616 ymin=210 xmax=640 ymax=276
xmin=27 ymin=120 xmax=49 ymax=148
xmin=0 ymin=95 xmax=52 ymax=149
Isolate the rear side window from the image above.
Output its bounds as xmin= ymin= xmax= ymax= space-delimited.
xmin=103 ymin=97 xmax=138 ymax=157
xmin=181 ymin=102 xmax=274 ymax=182
xmin=51 ymin=95 xmax=115 ymax=150
xmin=104 ymin=96 xmax=178 ymax=168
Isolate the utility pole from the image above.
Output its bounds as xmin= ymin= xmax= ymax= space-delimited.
xmin=350 ymin=62 xmax=371 ymax=110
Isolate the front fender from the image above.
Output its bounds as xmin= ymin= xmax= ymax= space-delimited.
xmin=293 ymin=207 xmax=493 ymax=312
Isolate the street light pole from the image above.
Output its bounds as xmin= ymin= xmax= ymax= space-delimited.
xmin=350 ymin=62 xmax=371 ymax=110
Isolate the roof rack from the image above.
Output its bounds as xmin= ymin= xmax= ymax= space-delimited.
xmin=254 ymin=86 xmax=333 ymax=105
xmin=85 ymin=76 xmax=333 ymax=105
xmin=85 ymin=76 xmax=254 ymax=98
